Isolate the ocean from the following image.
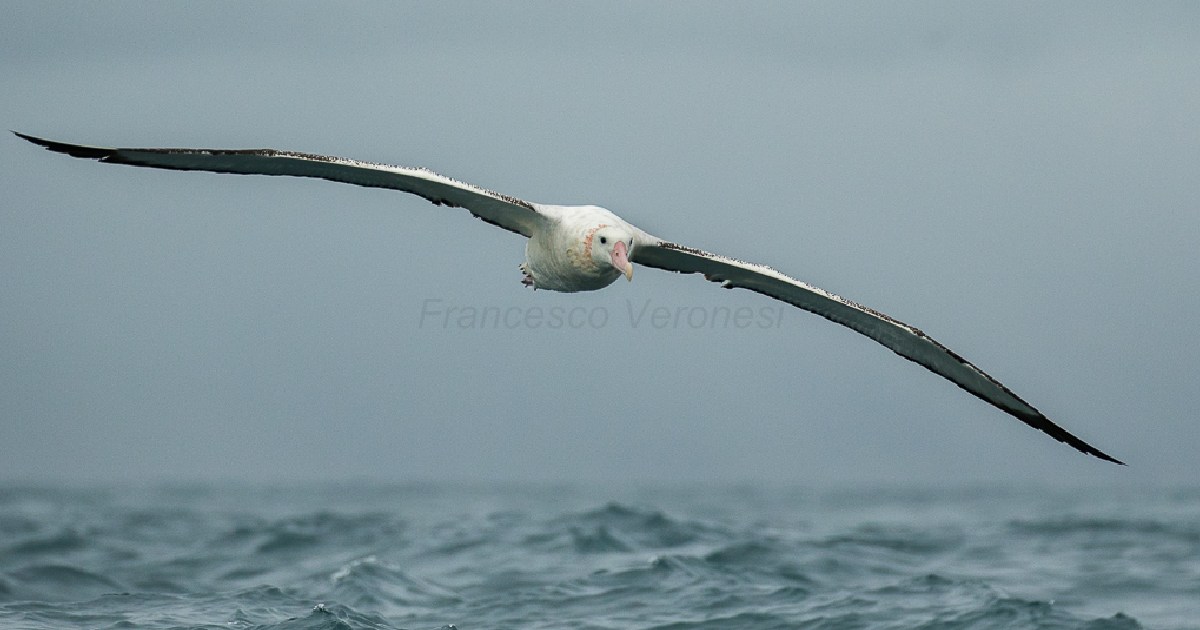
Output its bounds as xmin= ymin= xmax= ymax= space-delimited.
xmin=0 ymin=483 xmax=1195 ymax=629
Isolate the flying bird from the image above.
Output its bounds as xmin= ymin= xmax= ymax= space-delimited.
xmin=14 ymin=131 xmax=1123 ymax=465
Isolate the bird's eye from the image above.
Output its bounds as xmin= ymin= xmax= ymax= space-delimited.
xmin=599 ymin=236 xmax=607 ymax=244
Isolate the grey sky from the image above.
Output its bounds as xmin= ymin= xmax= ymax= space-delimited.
xmin=2 ymin=2 xmax=1197 ymax=486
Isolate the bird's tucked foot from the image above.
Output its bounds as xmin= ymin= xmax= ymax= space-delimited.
xmin=520 ymin=263 xmax=536 ymax=289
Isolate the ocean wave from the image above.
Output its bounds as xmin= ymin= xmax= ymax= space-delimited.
xmin=3 ymin=564 xmax=126 ymax=602
xmin=0 ymin=485 xmax=1187 ymax=629
xmin=324 ymin=556 xmax=460 ymax=613
xmin=518 ymin=502 xmax=725 ymax=556
xmin=1008 ymin=515 xmax=1200 ymax=542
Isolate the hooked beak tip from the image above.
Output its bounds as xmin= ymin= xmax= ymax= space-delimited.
xmin=625 ymin=263 xmax=634 ymax=281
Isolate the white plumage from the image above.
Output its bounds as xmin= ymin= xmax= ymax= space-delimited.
xmin=14 ymin=131 xmax=1123 ymax=465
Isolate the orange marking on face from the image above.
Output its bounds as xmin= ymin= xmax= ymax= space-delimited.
xmin=582 ymin=223 xmax=611 ymax=259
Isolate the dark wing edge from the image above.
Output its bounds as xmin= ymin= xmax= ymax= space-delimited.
xmin=13 ymin=131 xmax=545 ymax=238
xmin=631 ymin=237 xmax=1124 ymax=465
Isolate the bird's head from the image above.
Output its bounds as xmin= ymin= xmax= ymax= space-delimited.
xmin=589 ymin=225 xmax=635 ymax=281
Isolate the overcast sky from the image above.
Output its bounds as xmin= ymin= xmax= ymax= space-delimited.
xmin=2 ymin=2 xmax=1197 ymax=487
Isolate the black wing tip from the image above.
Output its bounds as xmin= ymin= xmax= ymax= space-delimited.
xmin=1091 ymin=450 xmax=1126 ymax=466
xmin=1018 ymin=409 xmax=1125 ymax=466
xmin=1082 ymin=446 xmax=1126 ymax=466
xmin=14 ymin=131 xmax=115 ymax=159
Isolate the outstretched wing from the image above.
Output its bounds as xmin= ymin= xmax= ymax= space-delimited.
xmin=631 ymin=235 xmax=1124 ymax=465
xmin=14 ymin=132 xmax=547 ymax=238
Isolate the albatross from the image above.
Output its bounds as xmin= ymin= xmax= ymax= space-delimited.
xmin=14 ymin=131 xmax=1123 ymax=465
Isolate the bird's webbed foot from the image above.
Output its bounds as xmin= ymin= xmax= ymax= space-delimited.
xmin=519 ymin=263 xmax=536 ymax=290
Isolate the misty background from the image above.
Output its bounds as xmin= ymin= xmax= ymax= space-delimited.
xmin=2 ymin=2 xmax=1197 ymax=487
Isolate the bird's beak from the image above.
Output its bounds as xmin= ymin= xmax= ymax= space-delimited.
xmin=611 ymin=241 xmax=633 ymax=281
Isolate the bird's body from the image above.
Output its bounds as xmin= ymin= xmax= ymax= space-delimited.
xmin=13 ymin=131 xmax=1124 ymax=465
xmin=521 ymin=204 xmax=637 ymax=292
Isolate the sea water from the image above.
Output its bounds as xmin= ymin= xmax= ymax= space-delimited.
xmin=1 ymin=483 xmax=1196 ymax=629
